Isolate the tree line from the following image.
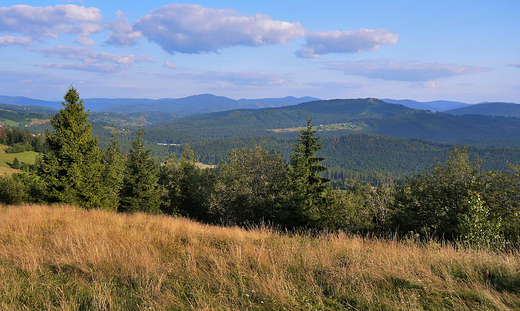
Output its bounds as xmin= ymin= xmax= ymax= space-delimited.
xmin=1 ymin=87 xmax=520 ymax=249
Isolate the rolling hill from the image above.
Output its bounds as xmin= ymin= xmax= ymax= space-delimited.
xmin=444 ymin=102 xmax=520 ymax=117
xmin=146 ymin=98 xmax=520 ymax=143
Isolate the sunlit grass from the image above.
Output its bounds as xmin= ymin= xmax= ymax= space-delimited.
xmin=1 ymin=204 xmax=519 ymax=310
xmin=0 ymin=144 xmax=38 ymax=175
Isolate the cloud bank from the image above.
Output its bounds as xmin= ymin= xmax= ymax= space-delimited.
xmin=172 ymin=71 xmax=289 ymax=88
xmin=0 ymin=4 xmax=102 ymax=39
xmin=32 ymin=46 xmax=155 ymax=73
xmin=296 ymin=29 xmax=399 ymax=58
xmin=323 ymin=60 xmax=486 ymax=81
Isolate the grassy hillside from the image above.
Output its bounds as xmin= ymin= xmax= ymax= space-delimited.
xmin=1 ymin=204 xmax=519 ymax=310
xmin=0 ymin=144 xmax=39 ymax=175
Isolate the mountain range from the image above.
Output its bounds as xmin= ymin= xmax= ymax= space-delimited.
xmin=2 ymin=94 xmax=517 ymax=116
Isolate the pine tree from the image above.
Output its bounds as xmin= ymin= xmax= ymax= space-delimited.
xmin=119 ymin=126 xmax=161 ymax=213
xmin=12 ymin=157 xmax=20 ymax=170
xmin=102 ymin=134 xmax=125 ymax=212
xmin=289 ymin=118 xmax=330 ymax=225
xmin=39 ymin=86 xmax=108 ymax=208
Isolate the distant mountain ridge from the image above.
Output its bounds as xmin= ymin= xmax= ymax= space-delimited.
xmin=444 ymin=102 xmax=520 ymax=117
xmin=381 ymin=99 xmax=470 ymax=111
xmin=0 ymin=94 xmax=320 ymax=115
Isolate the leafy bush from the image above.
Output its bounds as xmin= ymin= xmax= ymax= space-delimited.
xmin=210 ymin=146 xmax=291 ymax=226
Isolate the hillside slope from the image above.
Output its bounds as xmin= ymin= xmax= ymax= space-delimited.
xmin=1 ymin=204 xmax=519 ymax=310
xmin=445 ymin=102 xmax=520 ymax=118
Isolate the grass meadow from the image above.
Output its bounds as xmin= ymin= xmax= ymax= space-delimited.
xmin=0 ymin=144 xmax=38 ymax=175
xmin=1 ymin=204 xmax=519 ymax=310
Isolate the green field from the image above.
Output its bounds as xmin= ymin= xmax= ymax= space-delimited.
xmin=0 ymin=144 xmax=39 ymax=175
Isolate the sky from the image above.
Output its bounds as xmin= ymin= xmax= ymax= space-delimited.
xmin=0 ymin=0 xmax=519 ymax=103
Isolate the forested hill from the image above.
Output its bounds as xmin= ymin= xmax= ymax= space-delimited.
xmin=176 ymin=134 xmax=520 ymax=181
xmin=146 ymin=98 xmax=520 ymax=144
xmin=444 ymin=102 xmax=520 ymax=118
xmin=147 ymin=98 xmax=415 ymax=139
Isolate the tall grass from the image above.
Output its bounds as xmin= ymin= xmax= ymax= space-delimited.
xmin=1 ymin=204 xmax=519 ymax=310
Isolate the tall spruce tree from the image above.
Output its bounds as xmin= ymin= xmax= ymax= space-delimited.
xmin=119 ymin=126 xmax=161 ymax=213
xmin=39 ymin=86 xmax=108 ymax=208
xmin=289 ymin=118 xmax=330 ymax=225
xmin=102 ymin=134 xmax=125 ymax=211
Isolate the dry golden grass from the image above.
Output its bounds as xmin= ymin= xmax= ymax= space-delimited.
xmin=1 ymin=204 xmax=519 ymax=310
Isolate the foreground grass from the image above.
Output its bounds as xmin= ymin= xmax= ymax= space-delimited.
xmin=1 ymin=205 xmax=519 ymax=310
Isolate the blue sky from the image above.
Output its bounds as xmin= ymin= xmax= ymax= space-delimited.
xmin=0 ymin=0 xmax=519 ymax=103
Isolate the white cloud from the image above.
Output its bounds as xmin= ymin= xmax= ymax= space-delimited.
xmin=507 ymin=63 xmax=520 ymax=69
xmin=170 ymin=71 xmax=289 ymax=87
xmin=296 ymin=29 xmax=399 ymax=58
xmin=163 ymin=61 xmax=176 ymax=69
xmin=0 ymin=4 xmax=102 ymax=39
xmin=34 ymin=62 xmax=117 ymax=73
xmin=31 ymin=46 xmax=155 ymax=73
xmin=75 ymin=36 xmax=94 ymax=46
xmin=410 ymin=81 xmax=445 ymax=89
xmin=323 ymin=59 xmax=487 ymax=81
xmin=0 ymin=35 xmax=32 ymax=46
xmin=132 ymin=4 xmax=305 ymax=54
xmin=104 ymin=10 xmax=143 ymax=46
xmin=306 ymin=81 xmax=368 ymax=89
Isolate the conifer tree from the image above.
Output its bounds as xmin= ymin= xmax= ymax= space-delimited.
xmin=102 ymin=134 xmax=125 ymax=211
xmin=12 ymin=157 xmax=20 ymax=170
xmin=289 ymin=118 xmax=330 ymax=225
xmin=119 ymin=126 xmax=161 ymax=213
xmin=39 ymin=86 xmax=108 ymax=208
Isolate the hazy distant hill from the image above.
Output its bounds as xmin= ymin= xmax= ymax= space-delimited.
xmin=238 ymin=96 xmax=319 ymax=108
xmin=0 ymin=103 xmax=57 ymax=115
xmin=0 ymin=96 xmax=61 ymax=109
xmin=382 ymin=99 xmax=469 ymax=111
xmin=90 ymin=94 xmax=319 ymax=114
xmin=0 ymin=94 xmax=319 ymax=115
xmin=444 ymin=102 xmax=520 ymax=117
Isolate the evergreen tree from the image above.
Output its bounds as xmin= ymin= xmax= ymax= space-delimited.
xmin=119 ymin=126 xmax=161 ymax=213
xmin=289 ymin=118 xmax=330 ymax=226
xmin=160 ymin=144 xmax=214 ymax=221
xmin=12 ymin=157 xmax=20 ymax=169
xmin=39 ymin=86 xmax=108 ymax=208
xmin=102 ymin=134 xmax=125 ymax=211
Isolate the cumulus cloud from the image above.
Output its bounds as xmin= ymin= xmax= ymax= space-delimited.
xmin=0 ymin=4 xmax=102 ymax=39
xmin=296 ymin=29 xmax=399 ymax=58
xmin=75 ymin=36 xmax=94 ymax=46
xmin=171 ymin=71 xmax=289 ymax=87
xmin=131 ymin=4 xmax=305 ymax=54
xmin=507 ymin=63 xmax=520 ymax=69
xmin=163 ymin=61 xmax=176 ymax=69
xmin=0 ymin=35 xmax=32 ymax=46
xmin=31 ymin=46 xmax=155 ymax=73
xmin=104 ymin=10 xmax=143 ymax=46
xmin=323 ymin=59 xmax=487 ymax=81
